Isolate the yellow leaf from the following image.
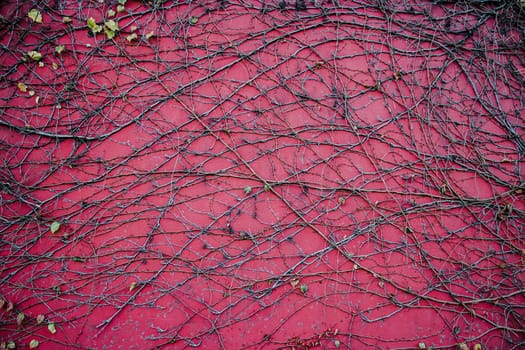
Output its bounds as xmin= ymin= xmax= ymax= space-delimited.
xmin=145 ymin=31 xmax=155 ymax=40
xmin=87 ymin=17 xmax=102 ymax=33
xmin=28 ymin=9 xmax=42 ymax=23
xmin=126 ymin=33 xmax=138 ymax=42
xmin=17 ymin=82 xmax=27 ymax=92
xmin=27 ymin=51 xmax=42 ymax=61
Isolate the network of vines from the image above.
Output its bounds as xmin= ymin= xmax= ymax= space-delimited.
xmin=1 ymin=0 xmax=524 ymax=349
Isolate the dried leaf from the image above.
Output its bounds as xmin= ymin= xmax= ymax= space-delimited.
xmin=290 ymin=278 xmax=299 ymax=288
xmin=6 ymin=301 xmax=14 ymax=312
xmin=457 ymin=343 xmax=468 ymax=350
xmin=28 ymin=9 xmax=42 ymax=23
xmin=393 ymin=70 xmax=401 ymax=81
xmin=36 ymin=314 xmax=45 ymax=324
xmin=16 ymin=312 xmax=25 ymax=326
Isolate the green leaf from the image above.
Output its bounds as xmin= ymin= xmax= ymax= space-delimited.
xmin=47 ymin=322 xmax=56 ymax=334
xmin=50 ymin=221 xmax=61 ymax=234
xmin=107 ymin=9 xmax=116 ymax=17
xmin=104 ymin=20 xmax=118 ymax=39
xmin=55 ymin=45 xmax=65 ymax=54
xmin=334 ymin=340 xmax=341 ymax=348
xmin=105 ymin=20 xmax=118 ymax=32
xmin=264 ymin=183 xmax=271 ymax=191
xmin=29 ymin=340 xmax=39 ymax=349
xmin=300 ymin=284 xmax=308 ymax=294
xmin=117 ymin=4 xmax=125 ymax=12
xmin=189 ymin=16 xmax=199 ymax=25
xmin=244 ymin=186 xmax=252 ymax=194
xmin=28 ymin=9 xmax=42 ymax=23
xmin=87 ymin=17 xmax=102 ymax=34
xmin=27 ymin=51 xmax=42 ymax=61
xmin=118 ymin=0 xmax=127 ymax=4
xmin=129 ymin=282 xmax=136 ymax=291
xmin=6 ymin=341 xmax=16 ymax=349
xmin=62 ymin=16 xmax=72 ymax=23
xmin=105 ymin=29 xmax=115 ymax=39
